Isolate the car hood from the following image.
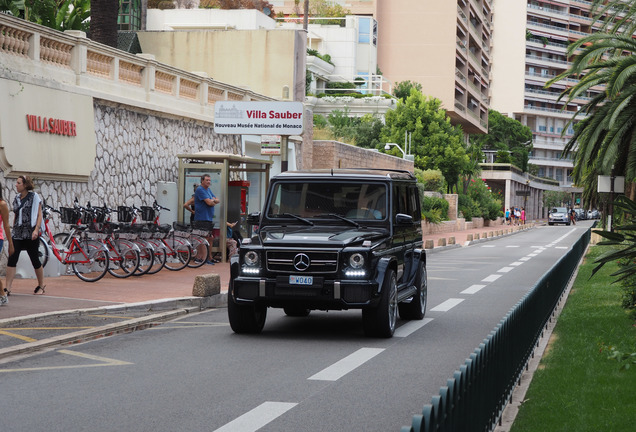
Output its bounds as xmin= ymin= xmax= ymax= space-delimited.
xmin=550 ymin=212 xmax=567 ymax=217
xmin=258 ymin=226 xmax=388 ymax=247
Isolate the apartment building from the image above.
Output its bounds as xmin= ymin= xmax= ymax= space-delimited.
xmin=275 ymin=1 xmax=491 ymax=134
xmin=490 ymin=0 xmax=604 ymax=187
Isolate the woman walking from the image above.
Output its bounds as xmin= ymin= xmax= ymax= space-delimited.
xmin=0 ymin=185 xmax=14 ymax=305
xmin=5 ymin=175 xmax=45 ymax=295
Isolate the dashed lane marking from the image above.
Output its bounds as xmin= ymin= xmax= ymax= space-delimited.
xmin=461 ymin=284 xmax=486 ymax=294
xmin=509 ymin=261 xmax=524 ymax=266
xmin=482 ymin=274 xmax=502 ymax=282
xmin=308 ymin=348 xmax=385 ymax=381
xmin=506 ymin=245 xmax=520 ymax=248
xmin=213 ymin=402 xmax=298 ymax=432
xmin=394 ymin=318 xmax=434 ymax=338
xmin=430 ymin=298 xmax=464 ymax=312
xmin=498 ymin=267 xmax=514 ymax=273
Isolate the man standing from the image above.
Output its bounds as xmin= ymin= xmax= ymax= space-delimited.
xmin=194 ymin=174 xmax=220 ymax=264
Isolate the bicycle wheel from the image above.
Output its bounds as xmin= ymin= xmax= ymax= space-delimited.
xmin=163 ymin=236 xmax=192 ymax=271
xmin=71 ymin=240 xmax=109 ymax=282
xmin=38 ymin=237 xmax=49 ymax=268
xmin=145 ymin=238 xmax=167 ymax=274
xmin=107 ymin=239 xmax=140 ymax=278
xmin=132 ymin=239 xmax=154 ymax=276
xmin=187 ymin=235 xmax=209 ymax=268
xmin=53 ymin=232 xmax=70 ymax=250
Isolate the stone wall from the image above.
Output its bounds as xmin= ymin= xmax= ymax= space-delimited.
xmin=305 ymin=140 xmax=414 ymax=171
xmin=0 ymin=100 xmax=240 ymax=233
xmin=421 ymin=217 xmax=505 ymax=235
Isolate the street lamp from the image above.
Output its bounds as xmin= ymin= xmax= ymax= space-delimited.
xmin=385 ymin=142 xmax=409 ymax=159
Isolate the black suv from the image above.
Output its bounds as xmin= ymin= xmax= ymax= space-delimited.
xmin=228 ymin=169 xmax=427 ymax=337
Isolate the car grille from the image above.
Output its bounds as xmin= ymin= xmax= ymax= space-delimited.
xmin=266 ymin=250 xmax=339 ymax=273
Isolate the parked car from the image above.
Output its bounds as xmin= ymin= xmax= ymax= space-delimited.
xmin=549 ymin=207 xmax=570 ymax=226
xmin=574 ymin=208 xmax=586 ymax=221
xmin=228 ymin=168 xmax=427 ymax=338
xmin=587 ymin=209 xmax=600 ymax=219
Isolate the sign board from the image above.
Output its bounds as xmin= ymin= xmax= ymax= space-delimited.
xmin=598 ymin=175 xmax=625 ymax=193
xmin=261 ymin=135 xmax=281 ymax=155
xmin=515 ymin=190 xmax=531 ymax=197
xmin=214 ymin=101 xmax=304 ymax=135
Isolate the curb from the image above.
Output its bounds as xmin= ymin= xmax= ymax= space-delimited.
xmin=0 ymin=293 xmax=228 ymax=361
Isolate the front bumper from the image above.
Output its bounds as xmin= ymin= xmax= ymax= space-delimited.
xmin=232 ymin=275 xmax=380 ymax=310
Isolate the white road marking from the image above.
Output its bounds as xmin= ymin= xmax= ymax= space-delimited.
xmin=482 ymin=274 xmax=502 ymax=282
xmin=519 ymin=257 xmax=531 ymax=261
xmin=394 ymin=318 xmax=434 ymax=338
xmin=506 ymin=245 xmax=520 ymax=248
xmin=509 ymin=261 xmax=524 ymax=266
xmin=430 ymin=298 xmax=464 ymax=312
xmin=461 ymin=284 xmax=486 ymax=294
xmin=308 ymin=348 xmax=385 ymax=381
xmin=213 ymin=402 xmax=298 ymax=432
xmin=498 ymin=267 xmax=514 ymax=273
xmin=482 ymin=245 xmax=495 ymax=247
xmin=555 ymin=246 xmax=568 ymax=249
xmin=528 ymin=253 xmax=538 ymax=257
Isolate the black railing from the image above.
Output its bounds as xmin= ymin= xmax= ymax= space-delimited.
xmin=401 ymin=227 xmax=591 ymax=432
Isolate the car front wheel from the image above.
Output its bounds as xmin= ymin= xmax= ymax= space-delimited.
xmin=228 ymin=280 xmax=267 ymax=334
xmin=362 ymin=269 xmax=398 ymax=338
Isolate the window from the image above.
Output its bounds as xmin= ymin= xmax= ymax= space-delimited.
xmin=538 ymin=125 xmax=547 ymax=132
xmin=358 ymin=17 xmax=371 ymax=44
xmin=118 ymin=0 xmax=142 ymax=31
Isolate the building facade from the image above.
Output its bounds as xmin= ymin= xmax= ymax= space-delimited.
xmin=490 ymin=0 xmax=604 ymax=187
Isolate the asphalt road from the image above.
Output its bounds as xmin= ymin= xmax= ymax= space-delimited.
xmin=0 ymin=222 xmax=592 ymax=432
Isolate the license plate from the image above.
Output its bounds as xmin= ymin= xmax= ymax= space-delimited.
xmin=289 ymin=275 xmax=313 ymax=285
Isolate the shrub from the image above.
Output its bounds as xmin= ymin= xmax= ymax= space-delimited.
xmin=415 ymin=168 xmax=444 ymax=193
xmin=420 ymin=193 xmax=449 ymax=224
xmin=458 ymin=193 xmax=479 ymax=221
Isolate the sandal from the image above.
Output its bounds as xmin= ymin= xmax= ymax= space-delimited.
xmin=4 ymin=288 xmax=10 ymax=297
xmin=34 ymin=285 xmax=46 ymax=295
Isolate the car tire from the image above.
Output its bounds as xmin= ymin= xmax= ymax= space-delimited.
xmin=228 ymin=280 xmax=267 ymax=334
xmin=399 ymin=261 xmax=427 ymax=320
xmin=283 ymin=307 xmax=311 ymax=317
xmin=548 ymin=222 xmax=553 ymax=226
xmin=362 ymin=269 xmax=398 ymax=338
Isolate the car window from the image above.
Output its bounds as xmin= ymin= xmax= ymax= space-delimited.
xmin=267 ymin=182 xmax=387 ymax=220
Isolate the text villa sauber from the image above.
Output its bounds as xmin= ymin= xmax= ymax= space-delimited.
xmin=26 ymin=114 xmax=77 ymax=137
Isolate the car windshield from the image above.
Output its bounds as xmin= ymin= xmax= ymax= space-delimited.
xmin=552 ymin=207 xmax=567 ymax=213
xmin=266 ymin=182 xmax=387 ymax=221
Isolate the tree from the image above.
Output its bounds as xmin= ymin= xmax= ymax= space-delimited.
xmin=89 ymin=0 xmax=118 ymax=47
xmin=309 ymin=0 xmax=349 ymax=25
xmin=381 ymin=89 xmax=469 ymax=192
xmin=200 ymin=0 xmax=276 ymax=17
xmin=392 ymin=80 xmax=422 ymax=102
xmin=3 ymin=0 xmax=91 ymax=32
xmin=469 ymin=109 xmax=532 ymax=172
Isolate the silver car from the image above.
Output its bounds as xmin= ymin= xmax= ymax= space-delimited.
xmin=549 ymin=207 xmax=570 ymax=226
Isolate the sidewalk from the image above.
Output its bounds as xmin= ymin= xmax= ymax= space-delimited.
xmin=0 ymin=221 xmax=540 ymax=322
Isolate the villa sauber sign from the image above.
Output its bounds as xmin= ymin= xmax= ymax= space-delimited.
xmin=214 ymin=101 xmax=304 ymax=135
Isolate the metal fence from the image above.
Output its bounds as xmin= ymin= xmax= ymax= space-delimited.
xmin=401 ymin=227 xmax=592 ymax=432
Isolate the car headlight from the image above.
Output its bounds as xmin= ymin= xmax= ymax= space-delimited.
xmin=349 ymin=253 xmax=365 ymax=269
xmin=244 ymin=251 xmax=260 ymax=266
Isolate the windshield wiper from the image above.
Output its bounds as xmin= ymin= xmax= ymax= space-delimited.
xmin=315 ymin=213 xmax=362 ymax=229
xmin=280 ymin=213 xmax=314 ymax=226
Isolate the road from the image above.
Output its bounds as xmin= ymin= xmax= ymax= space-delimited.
xmin=0 ymin=222 xmax=592 ymax=432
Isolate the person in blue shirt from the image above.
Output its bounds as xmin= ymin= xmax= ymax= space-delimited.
xmin=194 ymin=174 xmax=219 ymax=264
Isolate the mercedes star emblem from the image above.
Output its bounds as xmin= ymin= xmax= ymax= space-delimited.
xmin=293 ymin=253 xmax=311 ymax=271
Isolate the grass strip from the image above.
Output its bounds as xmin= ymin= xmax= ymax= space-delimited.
xmin=511 ymin=245 xmax=636 ymax=432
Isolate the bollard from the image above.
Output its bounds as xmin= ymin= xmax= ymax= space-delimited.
xmin=448 ymin=236 xmax=456 ymax=245
xmin=475 ymin=233 xmax=480 ymax=240
xmin=425 ymin=239 xmax=434 ymax=249
xmin=192 ymin=274 xmax=221 ymax=297
xmin=438 ymin=238 xmax=447 ymax=247
xmin=467 ymin=234 xmax=473 ymax=242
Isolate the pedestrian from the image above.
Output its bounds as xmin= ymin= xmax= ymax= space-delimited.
xmin=570 ymin=207 xmax=576 ymax=225
xmin=505 ymin=208 xmax=510 ymax=225
xmin=5 ymin=175 xmax=45 ymax=295
xmin=194 ymin=173 xmax=220 ymax=264
xmin=515 ymin=207 xmax=521 ymax=225
xmin=0 ymin=185 xmax=15 ymax=305
xmin=226 ymin=221 xmax=239 ymax=258
xmin=182 ymin=183 xmax=198 ymax=226
xmin=521 ymin=207 xmax=526 ymax=225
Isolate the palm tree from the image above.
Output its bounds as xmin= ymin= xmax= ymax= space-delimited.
xmin=547 ymin=33 xmax=636 ymax=203
xmin=89 ymin=0 xmax=119 ymax=48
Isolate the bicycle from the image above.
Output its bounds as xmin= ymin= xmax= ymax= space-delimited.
xmin=123 ymin=204 xmax=192 ymax=271
xmin=142 ymin=201 xmax=211 ymax=269
xmin=114 ymin=205 xmax=165 ymax=275
xmin=82 ymin=204 xmax=141 ymax=279
xmin=41 ymin=204 xmax=110 ymax=282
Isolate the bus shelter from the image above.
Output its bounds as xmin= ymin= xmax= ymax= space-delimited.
xmin=177 ymin=150 xmax=272 ymax=263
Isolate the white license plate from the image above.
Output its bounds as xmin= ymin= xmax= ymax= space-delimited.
xmin=289 ymin=275 xmax=313 ymax=285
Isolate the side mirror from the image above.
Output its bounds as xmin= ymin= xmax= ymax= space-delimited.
xmin=396 ymin=213 xmax=414 ymax=224
xmin=247 ymin=212 xmax=261 ymax=225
